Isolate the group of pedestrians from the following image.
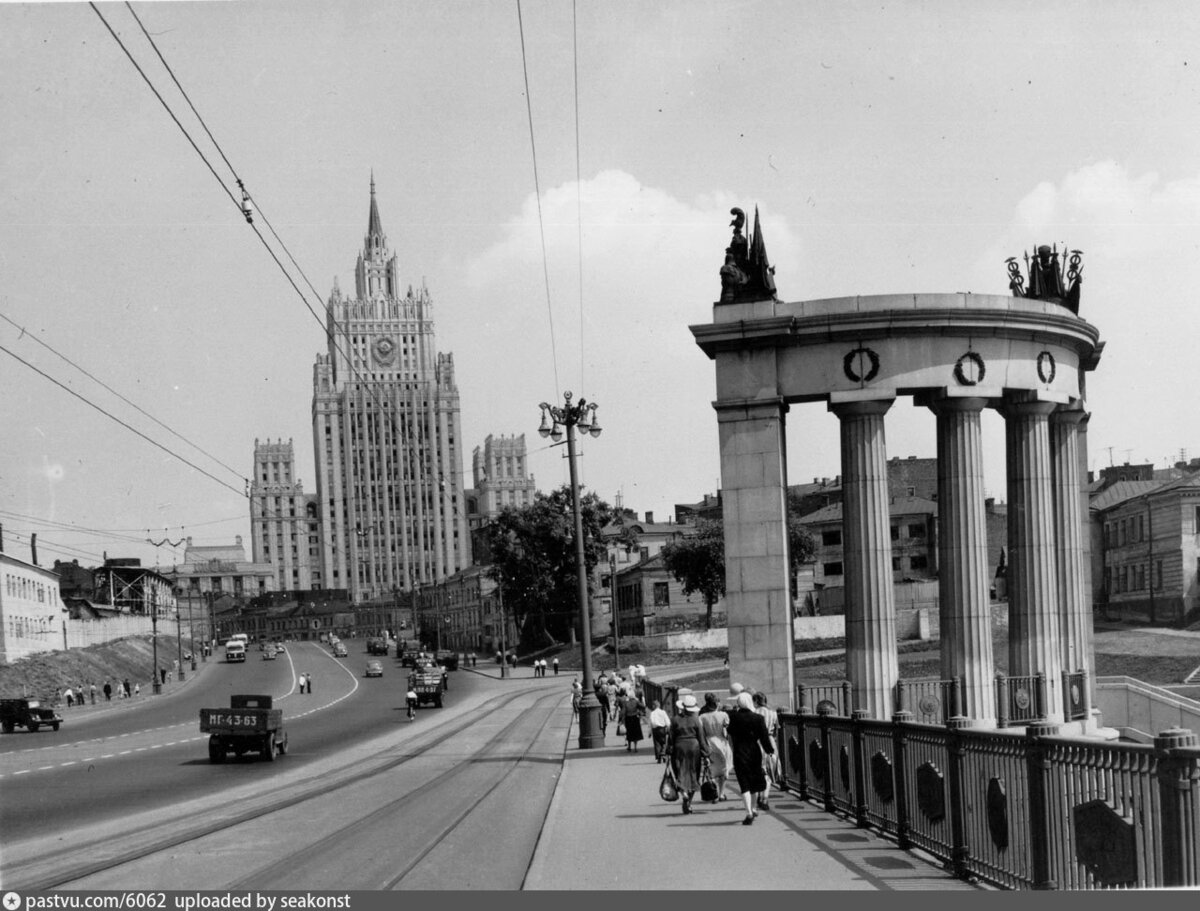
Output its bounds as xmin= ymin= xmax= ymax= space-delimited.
xmin=59 ymin=678 xmax=137 ymax=707
xmin=530 ymin=657 xmax=558 ymax=677
xmin=663 ymin=682 xmax=780 ymax=824
xmin=296 ymin=672 xmax=313 ymax=694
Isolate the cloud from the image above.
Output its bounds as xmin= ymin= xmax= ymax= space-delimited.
xmin=449 ymin=170 xmax=800 ymax=516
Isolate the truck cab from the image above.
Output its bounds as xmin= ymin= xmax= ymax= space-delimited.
xmin=1 ymin=698 xmax=62 ymax=733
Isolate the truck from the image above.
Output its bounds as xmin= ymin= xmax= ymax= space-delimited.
xmin=407 ymin=660 xmax=447 ymax=708
xmin=366 ymin=637 xmax=389 ymax=656
xmin=0 ymin=697 xmax=63 ymax=733
xmin=199 ymin=694 xmax=288 ymax=762
xmin=225 ymin=639 xmax=247 ymax=663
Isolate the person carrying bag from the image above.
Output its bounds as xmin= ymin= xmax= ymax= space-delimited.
xmin=659 ymin=763 xmax=680 ymax=802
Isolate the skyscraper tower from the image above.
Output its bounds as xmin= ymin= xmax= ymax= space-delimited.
xmin=312 ymin=177 xmax=469 ymax=602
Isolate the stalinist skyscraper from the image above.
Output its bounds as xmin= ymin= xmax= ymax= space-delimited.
xmin=311 ymin=177 xmax=469 ymax=602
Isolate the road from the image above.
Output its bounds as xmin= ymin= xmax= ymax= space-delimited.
xmin=0 ymin=642 xmax=572 ymax=891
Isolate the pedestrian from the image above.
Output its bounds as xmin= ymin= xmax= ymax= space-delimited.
xmin=622 ymin=690 xmax=645 ymax=753
xmin=605 ymin=679 xmax=619 ymax=721
xmin=159 ymin=667 xmax=167 ymax=686
xmin=64 ymin=687 xmax=74 ymax=708
xmin=667 ymin=693 xmax=709 ymax=815
xmin=305 ymin=673 xmax=313 ymax=694
xmin=134 ymin=682 xmax=141 ymax=697
xmin=571 ymin=677 xmax=582 ymax=715
xmin=297 ymin=672 xmax=306 ymax=694
xmin=595 ymin=677 xmax=610 ymax=722
xmin=103 ymin=681 xmax=112 ymax=702
xmin=753 ymin=692 xmax=782 ymax=808
xmin=648 ymin=699 xmax=671 ymax=763
xmin=552 ymin=656 xmax=559 ymax=675
xmin=722 ymin=656 xmax=729 ymax=671
xmin=698 ymin=693 xmax=733 ymax=801
xmin=727 ymin=691 xmax=775 ymax=825
xmin=406 ymin=686 xmax=418 ymax=720
xmin=540 ymin=658 xmax=548 ymax=677
xmin=90 ymin=683 xmax=97 ymax=705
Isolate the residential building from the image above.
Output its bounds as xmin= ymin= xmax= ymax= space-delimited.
xmin=159 ymin=537 xmax=275 ymax=602
xmin=310 ymin=177 xmax=470 ymax=602
xmin=94 ymin=559 xmax=177 ymax=617
xmin=612 ymin=553 xmax=725 ymax=636
xmin=1 ymin=552 xmax=64 ymax=662
xmin=250 ymin=438 xmax=322 ymax=591
xmin=1092 ymin=473 xmax=1200 ymax=625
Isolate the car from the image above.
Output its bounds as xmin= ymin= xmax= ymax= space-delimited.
xmin=365 ymin=660 xmax=383 ymax=678
xmin=333 ymin=642 xmax=348 ymax=658
xmin=263 ymin=648 xmax=277 ymax=660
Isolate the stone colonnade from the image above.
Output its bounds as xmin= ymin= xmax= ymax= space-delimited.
xmin=694 ymin=292 xmax=1103 ymax=727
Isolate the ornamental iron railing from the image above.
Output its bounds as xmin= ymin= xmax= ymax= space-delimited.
xmin=777 ymin=709 xmax=1200 ymax=889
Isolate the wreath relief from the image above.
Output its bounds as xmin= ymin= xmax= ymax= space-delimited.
xmin=1037 ymin=351 xmax=1056 ymax=384
xmin=953 ymin=351 xmax=986 ymax=386
xmin=843 ymin=346 xmax=881 ymax=384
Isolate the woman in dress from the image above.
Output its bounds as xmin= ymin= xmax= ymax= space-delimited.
xmin=622 ymin=691 xmax=645 ymax=752
xmin=697 ymin=692 xmax=733 ymax=802
xmin=667 ymin=694 xmax=709 ymax=814
xmin=726 ymin=691 xmax=774 ymax=825
xmin=753 ymin=691 xmax=781 ymax=810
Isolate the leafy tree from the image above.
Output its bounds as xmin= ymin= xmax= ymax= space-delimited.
xmin=488 ymin=485 xmax=618 ymax=650
xmin=661 ymin=519 xmax=725 ymax=630
xmin=661 ymin=509 xmax=817 ymax=630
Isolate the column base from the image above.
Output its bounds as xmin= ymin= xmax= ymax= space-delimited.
xmin=577 ymin=694 xmax=606 ymax=749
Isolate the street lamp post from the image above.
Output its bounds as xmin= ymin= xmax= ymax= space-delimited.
xmin=151 ymin=589 xmax=161 ymax=695
xmin=175 ymin=593 xmax=185 ymax=682
xmin=610 ymin=554 xmax=620 ymax=674
xmin=539 ymin=391 xmax=604 ymax=749
xmin=496 ymin=571 xmax=509 ymax=678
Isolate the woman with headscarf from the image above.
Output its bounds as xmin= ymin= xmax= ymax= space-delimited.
xmin=667 ymin=693 xmax=709 ymax=815
xmin=726 ymin=691 xmax=775 ymax=825
xmin=697 ymin=692 xmax=733 ymax=801
xmin=753 ymin=691 xmax=781 ymax=810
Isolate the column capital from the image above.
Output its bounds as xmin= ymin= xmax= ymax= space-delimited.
xmin=999 ymin=391 xmax=1060 ymax=419
xmin=924 ymin=394 xmax=990 ymax=416
xmin=828 ymin=397 xmax=894 ymax=419
xmin=1050 ymin=405 xmax=1087 ymax=426
xmin=713 ymin=396 xmax=789 ymax=422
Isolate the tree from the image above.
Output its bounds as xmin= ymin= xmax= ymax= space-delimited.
xmin=661 ymin=509 xmax=817 ymax=630
xmin=661 ymin=519 xmax=725 ymax=630
xmin=488 ymin=485 xmax=618 ymax=651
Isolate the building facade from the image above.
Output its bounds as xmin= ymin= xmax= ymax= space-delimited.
xmin=311 ymin=178 xmax=470 ymax=602
xmin=471 ymin=434 xmax=536 ymax=520
xmin=0 ymin=552 xmax=64 ymax=662
xmin=250 ymin=438 xmax=322 ymax=591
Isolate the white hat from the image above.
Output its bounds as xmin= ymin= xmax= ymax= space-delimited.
xmin=676 ymin=693 xmax=699 ymax=713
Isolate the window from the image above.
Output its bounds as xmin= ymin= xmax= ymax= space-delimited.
xmin=890 ymin=526 xmax=899 ymax=542
xmin=823 ymin=562 xmax=844 ymax=576
xmin=653 ymin=583 xmax=669 ymax=606
xmin=891 ymin=556 xmax=900 ymax=571
xmin=908 ymin=523 xmax=926 ymax=539
xmin=910 ymin=555 xmax=928 ymax=570
xmin=821 ymin=529 xmax=841 ymax=546
xmin=1157 ymin=560 xmax=1164 ymax=590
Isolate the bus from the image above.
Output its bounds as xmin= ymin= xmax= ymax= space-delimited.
xmin=225 ymin=640 xmax=247 ymax=663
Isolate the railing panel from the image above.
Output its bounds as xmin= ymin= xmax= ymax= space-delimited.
xmin=778 ymin=713 xmax=805 ymax=795
xmin=1043 ymin=738 xmax=1160 ymax=889
xmin=824 ymin=718 xmax=858 ymax=818
xmin=860 ymin=720 xmax=902 ymax=836
xmin=955 ymin=728 xmax=1036 ymax=889
xmin=895 ymin=723 xmax=955 ymax=866
xmin=797 ymin=682 xmax=851 ymax=716
xmin=896 ymin=678 xmax=960 ymax=724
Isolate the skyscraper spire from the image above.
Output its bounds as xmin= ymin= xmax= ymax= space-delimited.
xmin=367 ymin=171 xmax=383 ymax=242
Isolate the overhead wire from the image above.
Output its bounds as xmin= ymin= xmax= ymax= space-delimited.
xmin=0 ymin=342 xmax=246 ymax=498
xmin=516 ymin=0 xmax=561 ymax=400
xmin=572 ymin=0 xmax=585 ymax=393
xmin=0 ymin=310 xmax=245 ymax=484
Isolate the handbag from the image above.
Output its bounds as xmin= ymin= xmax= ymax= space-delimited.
xmin=617 ymin=720 xmax=626 ymax=736
xmin=699 ymin=761 xmax=719 ymax=802
xmin=659 ymin=764 xmax=679 ymax=802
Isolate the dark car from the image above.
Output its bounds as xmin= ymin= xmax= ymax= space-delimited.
xmin=1 ymin=698 xmax=62 ymax=733
xmin=434 ymin=650 xmax=459 ymax=671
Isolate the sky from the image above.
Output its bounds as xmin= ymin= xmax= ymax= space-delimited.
xmin=2 ymin=0 xmax=1199 ymax=572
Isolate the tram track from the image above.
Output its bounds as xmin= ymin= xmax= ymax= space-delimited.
xmin=4 ymin=685 xmax=564 ymax=891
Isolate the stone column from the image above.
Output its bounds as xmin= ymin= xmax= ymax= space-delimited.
xmin=1002 ymin=394 xmax=1063 ymax=721
xmin=1052 ymin=407 xmax=1091 ymax=693
xmin=929 ymin=396 xmax=995 ymax=725
xmin=830 ymin=397 xmax=897 ymax=720
xmin=716 ymin=397 xmax=794 ymax=710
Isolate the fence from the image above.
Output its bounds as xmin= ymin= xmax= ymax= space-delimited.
xmin=777 ymin=707 xmax=1200 ymax=889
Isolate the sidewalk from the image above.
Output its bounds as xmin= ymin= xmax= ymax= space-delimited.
xmin=525 ymin=704 xmax=987 ymax=891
